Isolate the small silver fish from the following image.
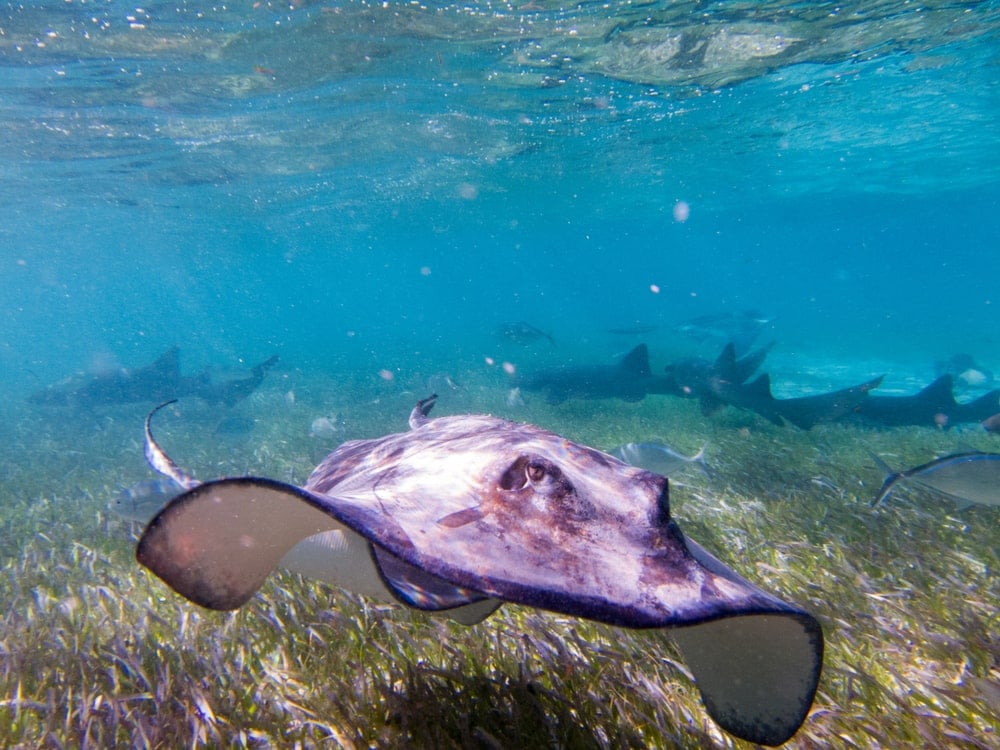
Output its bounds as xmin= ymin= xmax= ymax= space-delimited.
xmin=496 ymin=321 xmax=556 ymax=347
xmin=112 ymin=478 xmax=183 ymax=523
xmin=610 ymin=442 xmax=711 ymax=478
xmin=310 ymin=416 xmax=343 ymax=439
xmin=871 ymin=451 xmax=1000 ymax=509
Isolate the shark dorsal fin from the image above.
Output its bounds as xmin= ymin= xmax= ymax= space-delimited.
xmin=618 ymin=344 xmax=651 ymax=377
xmin=151 ymin=346 xmax=181 ymax=379
xmin=733 ymin=342 xmax=774 ymax=383
xmin=743 ymin=373 xmax=774 ymax=398
xmin=712 ymin=343 xmax=739 ymax=381
xmin=967 ymin=389 xmax=1000 ymax=414
xmin=919 ymin=375 xmax=958 ymax=404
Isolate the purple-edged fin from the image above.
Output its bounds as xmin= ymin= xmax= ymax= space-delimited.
xmin=371 ymin=545 xmax=503 ymax=624
xmin=137 ymin=478 xmax=500 ymax=623
xmin=137 ymin=478 xmax=341 ymax=610
xmin=668 ymin=539 xmax=823 ymax=746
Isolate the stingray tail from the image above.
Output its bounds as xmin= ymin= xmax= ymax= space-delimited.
xmin=144 ymin=401 xmax=199 ymax=491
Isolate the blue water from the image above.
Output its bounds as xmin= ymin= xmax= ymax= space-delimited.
xmin=2 ymin=0 xmax=999 ymax=392
xmin=2 ymin=4 xmax=999 ymax=745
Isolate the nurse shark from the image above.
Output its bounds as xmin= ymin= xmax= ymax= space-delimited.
xmin=136 ymin=396 xmax=823 ymax=746
xmin=522 ymin=343 xmax=997 ymax=429
xmin=28 ymin=347 xmax=278 ymax=408
xmin=522 ymin=343 xmax=880 ymax=428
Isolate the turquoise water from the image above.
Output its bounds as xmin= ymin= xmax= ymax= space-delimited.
xmin=3 ymin=0 xmax=999 ymax=393
xmin=2 ymin=3 xmax=1000 ymax=747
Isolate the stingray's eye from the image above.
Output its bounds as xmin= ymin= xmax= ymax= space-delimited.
xmin=499 ymin=455 xmax=562 ymax=491
xmin=499 ymin=456 xmax=533 ymax=490
xmin=526 ymin=461 xmax=546 ymax=483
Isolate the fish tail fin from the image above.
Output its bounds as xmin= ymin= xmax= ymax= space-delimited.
xmin=868 ymin=451 xmax=898 ymax=506
xmin=868 ymin=450 xmax=894 ymax=476
xmin=872 ymin=475 xmax=900 ymax=507
xmin=693 ymin=444 xmax=714 ymax=479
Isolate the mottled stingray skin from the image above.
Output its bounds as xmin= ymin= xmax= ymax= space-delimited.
xmin=137 ymin=397 xmax=823 ymax=746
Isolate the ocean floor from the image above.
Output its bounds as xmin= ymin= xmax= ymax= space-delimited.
xmin=0 ymin=365 xmax=997 ymax=748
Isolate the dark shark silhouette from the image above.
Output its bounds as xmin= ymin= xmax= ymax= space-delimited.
xmin=519 ymin=342 xmax=879 ymax=428
xmin=28 ymin=347 xmax=278 ymax=408
xmin=662 ymin=342 xmax=775 ymax=413
xmin=850 ymin=375 xmax=1000 ymax=429
xmin=663 ymin=343 xmax=882 ymax=429
xmin=730 ymin=372 xmax=884 ymax=429
xmin=518 ymin=342 xmax=995 ymax=430
xmin=518 ymin=344 xmax=668 ymax=403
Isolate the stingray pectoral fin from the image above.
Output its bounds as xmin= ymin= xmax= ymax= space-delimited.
xmin=667 ymin=537 xmax=823 ymax=746
xmin=370 ymin=545 xmax=503 ymax=624
xmin=137 ymin=478 xmax=342 ymax=610
xmin=278 ymin=530 xmax=396 ymax=602
xmin=280 ymin=531 xmax=504 ymax=624
xmin=670 ymin=612 xmax=821 ymax=747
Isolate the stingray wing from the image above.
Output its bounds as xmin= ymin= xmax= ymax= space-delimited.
xmin=136 ymin=478 xmax=498 ymax=621
xmin=138 ymin=470 xmax=821 ymax=746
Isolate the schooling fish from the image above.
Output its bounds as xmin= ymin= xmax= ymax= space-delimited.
xmin=610 ymin=442 xmax=711 ymax=478
xmin=136 ymin=395 xmax=822 ymax=746
xmin=871 ymin=451 xmax=1000 ymax=509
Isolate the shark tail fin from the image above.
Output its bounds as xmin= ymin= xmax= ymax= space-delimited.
xmin=868 ymin=450 xmax=894 ymax=476
xmin=742 ymin=373 xmax=774 ymax=398
xmin=154 ymin=346 xmax=182 ymax=379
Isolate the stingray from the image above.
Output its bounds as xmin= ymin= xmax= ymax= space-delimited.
xmin=871 ymin=451 xmax=1000 ymax=508
xmin=136 ymin=396 xmax=823 ymax=746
